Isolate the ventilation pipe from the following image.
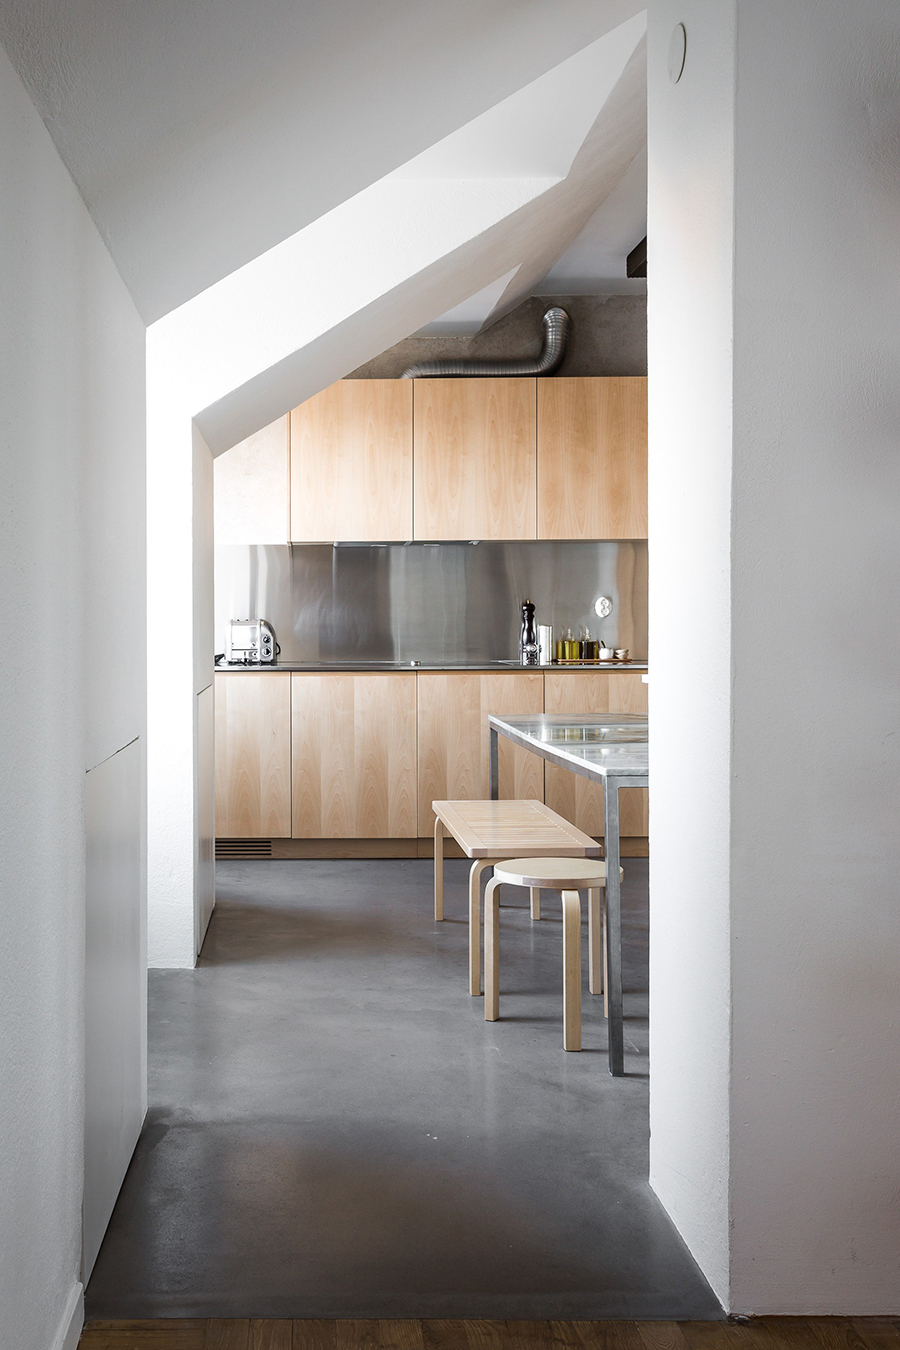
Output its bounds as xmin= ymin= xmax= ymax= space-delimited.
xmin=401 ymin=306 xmax=569 ymax=378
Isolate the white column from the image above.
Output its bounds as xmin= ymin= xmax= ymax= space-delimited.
xmin=648 ymin=0 xmax=900 ymax=1313
xmin=145 ymin=356 xmax=203 ymax=968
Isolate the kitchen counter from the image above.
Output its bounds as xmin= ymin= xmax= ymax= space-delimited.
xmin=214 ymin=660 xmax=649 ymax=673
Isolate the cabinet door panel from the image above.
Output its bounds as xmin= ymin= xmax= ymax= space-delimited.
xmin=214 ymin=415 xmax=290 ymax=545
xmin=544 ymin=671 xmax=649 ymax=837
xmin=414 ymin=378 xmax=536 ymax=539
xmin=292 ymin=674 xmax=417 ymax=837
xmin=417 ymin=672 xmax=543 ymax=836
xmin=291 ymin=380 xmax=413 ymax=541
xmin=538 ymin=378 xmax=647 ymax=539
xmin=214 ymin=674 xmax=292 ymax=837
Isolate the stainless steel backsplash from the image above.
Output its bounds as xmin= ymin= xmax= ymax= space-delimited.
xmin=214 ymin=541 xmax=648 ymax=664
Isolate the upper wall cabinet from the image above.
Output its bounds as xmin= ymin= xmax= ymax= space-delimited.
xmin=290 ymin=380 xmax=413 ymax=542
xmin=214 ymin=416 xmax=290 ymax=545
xmin=537 ymin=377 xmax=648 ymax=539
xmin=413 ymin=378 xmax=537 ymax=540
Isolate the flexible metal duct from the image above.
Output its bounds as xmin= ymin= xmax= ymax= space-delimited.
xmin=401 ymin=306 xmax=569 ymax=378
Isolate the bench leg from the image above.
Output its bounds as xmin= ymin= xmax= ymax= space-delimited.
xmin=562 ymin=889 xmax=582 ymax=1051
xmin=484 ymin=877 xmax=501 ymax=1022
xmin=530 ymin=886 xmax=541 ymax=920
xmin=469 ymin=860 xmax=490 ymax=996
xmin=433 ymin=817 xmax=444 ymax=921
xmin=588 ymin=886 xmax=603 ymax=995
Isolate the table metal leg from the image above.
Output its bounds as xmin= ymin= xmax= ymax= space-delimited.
xmin=489 ymin=726 xmax=499 ymax=800
xmin=604 ymin=777 xmax=624 ymax=1076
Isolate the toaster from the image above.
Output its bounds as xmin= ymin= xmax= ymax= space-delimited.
xmin=225 ymin=619 xmax=278 ymax=665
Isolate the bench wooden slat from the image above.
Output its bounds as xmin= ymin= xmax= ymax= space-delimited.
xmin=432 ymin=798 xmax=601 ymax=858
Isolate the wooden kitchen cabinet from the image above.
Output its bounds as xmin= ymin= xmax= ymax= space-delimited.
xmin=537 ymin=377 xmax=647 ymax=539
xmin=413 ymin=378 xmax=537 ymax=539
xmin=290 ymin=380 xmax=413 ymax=541
xmin=544 ymin=671 xmax=649 ymax=837
xmin=214 ymin=673 xmax=292 ymax=837
xmin=214 ymin=415 xmax=291 ymax=545
xmin=417 ymin=672 xmax=544 ymax=836
xmin=291 ymin=674 xmax=417 ymax=837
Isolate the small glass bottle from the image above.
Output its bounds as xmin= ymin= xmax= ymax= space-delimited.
xmin=564 ymin=626 xmax=579 ymax=661
xmin=582 ymin=625 xmax=599 ymax=661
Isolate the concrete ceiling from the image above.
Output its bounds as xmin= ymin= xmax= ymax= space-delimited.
xmin=0 ymin=0 xmax=645 ymax=321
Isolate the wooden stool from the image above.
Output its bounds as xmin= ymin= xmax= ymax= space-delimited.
xmin=484 ymin=856 xmax=621 ymax=1051
xmin=432 ymin=800 xmax=602 ymax=997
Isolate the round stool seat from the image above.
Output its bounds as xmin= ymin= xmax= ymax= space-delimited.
xmin=492 ymin=856 xmax=609 ymax=891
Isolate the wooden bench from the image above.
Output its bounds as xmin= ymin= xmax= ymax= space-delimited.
xmin=432 ymin=799 xmax=603 ymax=996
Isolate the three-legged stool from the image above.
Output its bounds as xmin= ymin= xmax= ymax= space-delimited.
xmin=484 ymin=856 xmax=621 ymax=1051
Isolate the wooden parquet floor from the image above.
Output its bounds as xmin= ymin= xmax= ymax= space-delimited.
xmin=78 ymin=1318 xmax=900 ymax=1350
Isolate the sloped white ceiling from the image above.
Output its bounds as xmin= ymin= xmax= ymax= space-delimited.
xmin=149 ymin=19 xmax=646 ymax=454
xmin=536 ymin=146 xmax=647 ymax=296
xmin=0 ymin=0 xmax=645 ymax=320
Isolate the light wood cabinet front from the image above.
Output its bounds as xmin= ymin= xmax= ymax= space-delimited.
xmin=413 ymin=378 xmax=536 ymax=539
xmin=544 ymin=671 xmax=649 ymax=837
xmin=537 ymin=377 xmax=647 ymax=539
xmin=290 ymin=380 xmax=413 ymax=541
xmin=214 ymin=415 xmax=290 ymax=545
xmin=291 ymin=674 xmax=417 ymax=837
xmin=214 ymin=674 xmax=292 ymax=837
xmin=417 ymin=672 xmax=544 ymax=836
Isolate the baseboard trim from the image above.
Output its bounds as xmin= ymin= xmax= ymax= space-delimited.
xmin=217 ymin=836 xmax=650 ymax=860
xmin=52 ymin=1282 xmax=84 ymax=1350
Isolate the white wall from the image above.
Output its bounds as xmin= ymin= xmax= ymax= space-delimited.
xmin=146 ymin=383 xmax=197 ymax=968
xmin=0 ymin=41 xmax=146 ymax=1350
xmin=648 ymin=0 xmax=900 ymax=1313
xmin=193 ymin=428 xmax=215 ymax=954
xmin=83 ymin=740 xmax=145 ymax=1278
xmin=646 ymin=0 xmax=735 ymax=1304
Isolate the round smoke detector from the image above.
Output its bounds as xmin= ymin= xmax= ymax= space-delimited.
xmin=668 ymin=23 xmax=687 ymax=83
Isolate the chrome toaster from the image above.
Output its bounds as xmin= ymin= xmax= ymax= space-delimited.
xmin=225 ymin=619 xmax=277 ymax=665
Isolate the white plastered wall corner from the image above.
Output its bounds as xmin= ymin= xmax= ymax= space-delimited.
xmin=648 ymin=0 xmax=900 ymax=1314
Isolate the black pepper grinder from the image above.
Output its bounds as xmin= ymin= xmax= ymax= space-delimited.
xmin=520 ymin=599 xmax=538 ymax=665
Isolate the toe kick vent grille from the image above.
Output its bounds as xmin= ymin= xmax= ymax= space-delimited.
xmin=215 ymin=838 xmax=273 ymax=859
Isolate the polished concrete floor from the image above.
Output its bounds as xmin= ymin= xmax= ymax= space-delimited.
xmin=86 ymin=858 xmax=721 ymax=1321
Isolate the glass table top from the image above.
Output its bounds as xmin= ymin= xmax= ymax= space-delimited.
xmin=489 ymin=713 xmax=648 ymax=779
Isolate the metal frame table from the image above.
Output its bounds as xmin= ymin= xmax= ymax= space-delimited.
xmin=488 ymin=712 xmax=649 ymax=1076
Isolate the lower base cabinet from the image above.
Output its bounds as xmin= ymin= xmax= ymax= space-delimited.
xmin=544 ymin=671 xmax=649 ymax=837
xmin=214 ymin=672 xmax=292 ymax=837
xmin=291 ymin=673 xmax=417 ymax=837
xmin=416 ymin=672 xmax=544 ymax=836
xmin=214 ymin=669 xmax=648 ymax=846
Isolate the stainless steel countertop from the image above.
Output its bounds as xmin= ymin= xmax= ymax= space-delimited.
xmin=214 ymin=661 xmax=649 ymax=673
